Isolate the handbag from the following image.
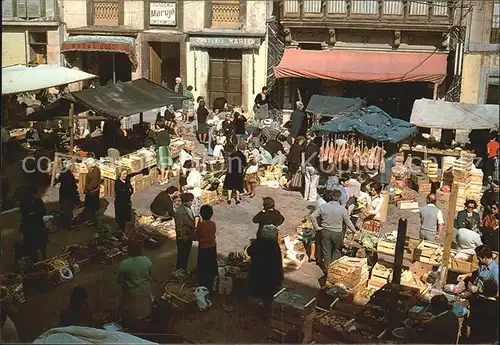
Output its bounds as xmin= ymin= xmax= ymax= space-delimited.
xmin=289 ymin=171 xmax=303 ymax=191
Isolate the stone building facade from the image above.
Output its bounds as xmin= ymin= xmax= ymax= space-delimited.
xmin=460 ymin=0 xmax=499 ymax=105
xmin=57 ymin=0 xmax=269 ymax=111
xmin=2 ymin=0 xmax=64 ymax=66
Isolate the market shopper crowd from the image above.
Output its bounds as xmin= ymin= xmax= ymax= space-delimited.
xmin=3 ymin=82 xmax=499 ymax=344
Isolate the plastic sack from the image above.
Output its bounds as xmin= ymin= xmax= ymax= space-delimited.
xmin=194 ymin=286 xmax=212 ymax=311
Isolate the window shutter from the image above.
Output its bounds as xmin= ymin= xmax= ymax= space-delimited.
xmin=26 ymin=0 xmax=41 ymax=18
xmin=17 ymin=0 xmax=27 ymax=18
xmin=3 ymin=0 xmax=14 ymax=17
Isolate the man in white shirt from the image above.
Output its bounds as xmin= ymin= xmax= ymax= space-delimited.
xmin=456 ymin=226 xmax=483 ymax=256
xmin=364 ymin=182 xmax=383 ymax=220
xmin=419 ymin=193 xmax=445 ymax=242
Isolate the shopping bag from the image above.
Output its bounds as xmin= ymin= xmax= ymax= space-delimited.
xmin=289 ymin=171 xmax=303 ymax=191
xmin=194 ymin=286 xmax=212 ymax=311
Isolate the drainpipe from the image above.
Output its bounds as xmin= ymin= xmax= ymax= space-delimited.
xmin=194 ymin=47 xmax=197 ymax=92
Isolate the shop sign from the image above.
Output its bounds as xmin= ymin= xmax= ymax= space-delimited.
xmin=150 ymin=2 xmax=176 ymax=26
xmin=61 ymin=42 xmax=132 ymax=54
xmin=189 ymin=37 xmax=261 ymax=49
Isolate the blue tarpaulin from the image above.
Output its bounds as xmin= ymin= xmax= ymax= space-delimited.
xmin=312 ymin=105 xmax=417 ymax=143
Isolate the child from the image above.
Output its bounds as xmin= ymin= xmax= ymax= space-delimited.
xmin=195 ymin=205 xmax=218 ymax=297
xmin=245 ymin=143 xmax=260 ymax=198
xmin=212 ymin=130 xmax=227 ymax=159
xmin=185 ymin=161 xmax=202 ymax=225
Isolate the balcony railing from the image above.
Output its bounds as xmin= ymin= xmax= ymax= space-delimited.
xmin=282 ymin=0 xmax=454 ymax=23
xmin=211 ymin=0 xmax=241 ymax=29
xmin=93 ymin=0 xmax=120 ymax=26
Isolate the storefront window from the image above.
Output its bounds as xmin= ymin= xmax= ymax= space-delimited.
xmin=486 ymin=76 xmax=500 ymax=105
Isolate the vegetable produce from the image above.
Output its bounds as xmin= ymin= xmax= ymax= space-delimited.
xmin=318 ymin=314 xmax=351 ymax=331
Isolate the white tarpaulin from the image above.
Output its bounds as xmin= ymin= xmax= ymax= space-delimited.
xmin=410 ymin=98 xmax=500 ymax=130
xmin=33 ymin=326 xmax=157 ymax=344
xmin=2 ymin=64 xmax=96 ymax=95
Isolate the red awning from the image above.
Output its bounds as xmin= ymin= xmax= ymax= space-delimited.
xmin=61 ymin=35 xmax=137 ymax=68
xmin=274 ymin=50 xmax=447 ymax=83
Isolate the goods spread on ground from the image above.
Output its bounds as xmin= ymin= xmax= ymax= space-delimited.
xmin=89 ymin=224 xmax=126 ymax=262
xmin=134 ymin=213 xmax=176 ymax=242
xmin=279 ymin=235 xmax=307 ymax=270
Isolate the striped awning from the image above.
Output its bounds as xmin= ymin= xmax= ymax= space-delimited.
xmin=61 ymin=35 xmax=137 ymax=68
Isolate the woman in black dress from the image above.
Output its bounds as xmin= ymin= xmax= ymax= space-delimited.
xmin=233 ymin=112 xmax=247 ymax=144
xmin=20 ymin=185 xmax=48 ymax=262
xmin=247 ymin=234 xmax=284 ymax=307
xmin=114 ymin=169 xmax=134 ymax=231
xmin=223 ymin=143 xmax=247 ymax=205
xmin=196 ymin=100 xmax=209 ymax=143
xmin=252 ymin=197 xmax=285 ymax=239
xmin=286 ymin=136 xmax=305 ymax=190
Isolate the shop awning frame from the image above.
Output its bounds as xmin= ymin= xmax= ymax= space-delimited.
xmin=2 ymin=64 xmax=97 ymax=95
xmin=274 ymin=49 xmax=448 ymax=84
xmin=60 ymin=35 xmax=138 ymax=68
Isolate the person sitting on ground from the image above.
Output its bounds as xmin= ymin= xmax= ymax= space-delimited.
xmin=247 ymin=128 xmax=263 ymax=149
xmin=195 ymin=205 xmax=218 ymax=298
xmin=60 ymin=286 xmax=95 ymax=328
xmin=455 ymin=199 xmax=481 ymax=231
xmin=253 ymin=197 xmax=285 ymax=239
xmin=419 ymin=294 xmax=459 ymax=344
xmin=465 ymin=278 xmax=499 ymax=344
xmin=118 ymin=240 xmax=153 ymax=327
xmin=150 ymin=186 xmax=179 ymax=221
xmin=456 ymin=220 xmax=483 ymax=256
xmin=419 ymin=193 xmax=444 ymax=242
xmin=264 ymin=134 xmax=286 ymax=159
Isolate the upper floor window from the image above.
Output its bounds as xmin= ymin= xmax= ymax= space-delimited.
xmin=3 ymin=0 xmax=44 ymax=19
xmin=491 ymin=0 xmax=500 ymax=44
xmin=92 ymin=0 xmax=121 ymax=26
xmin=209 ymin=0 xmax=243 ymax=29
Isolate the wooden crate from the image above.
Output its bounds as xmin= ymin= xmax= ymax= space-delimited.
xmin=313 ymin=309 xmax=355 ymax=343
xmin=102 ymin=178 xmax=115 ymax=198
xmin=414 ymin=241 xmax=442 ymax=266
xmin=272 ymin=290 xmax=317 ymax=324
xmin=404 ymin=238 xmax=421 ymax=262
xmin=376 ymin=240 xmax=395 ymax=256
xmin=345 ymin=322 xmax=385 ymax=343
xmin=270 ymin=309 xmax=316 ymax=343
xmin=448 ymin=256 xmax=473 ymax=273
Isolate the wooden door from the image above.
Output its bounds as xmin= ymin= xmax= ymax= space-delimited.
xmin=149 ymin=42 xmax=162 ymax=84
xmin=208 ymin=50 xmax=242 ymax=107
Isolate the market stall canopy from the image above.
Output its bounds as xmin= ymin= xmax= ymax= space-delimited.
xmin=306 ymin=95 xmax=364 ymax=118
xmin=24 ymin=78 xmax=187 ymax=121
xmin=34 ymin=326 xmax=157 ymax=344
xmin=313 ymin=106 xmax=417 ymax=143
xmin=2 ymin=64 xmax=97 ymax=95
xmin=61 ymin=35 xmax=138 ymax=68
xmin=274 ymin=50 xmax=447 ymax=83
xmin=410 ymin=98 xmax=500 ymax=130
xmin=67 ymin=78 xmax=187 ymax=120
xmin=23 ymin=97 xmax=90 ymax=122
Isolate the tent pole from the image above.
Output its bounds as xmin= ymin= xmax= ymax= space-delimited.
xmin=69 ymin=102 xmax=75 ymax=153
xmin=441 ymin=183 xmax=459 ymax=287
xmin=139 ymin=112 xmax=143 ymax=126
xmin=433 ymin=83 xmax=438 ymax=100
xmin=113 ymin=53 xmax=116 ymax=84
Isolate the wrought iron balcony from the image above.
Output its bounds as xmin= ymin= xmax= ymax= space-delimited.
xmin=281 ymin=0 xmax=454 ymax=25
